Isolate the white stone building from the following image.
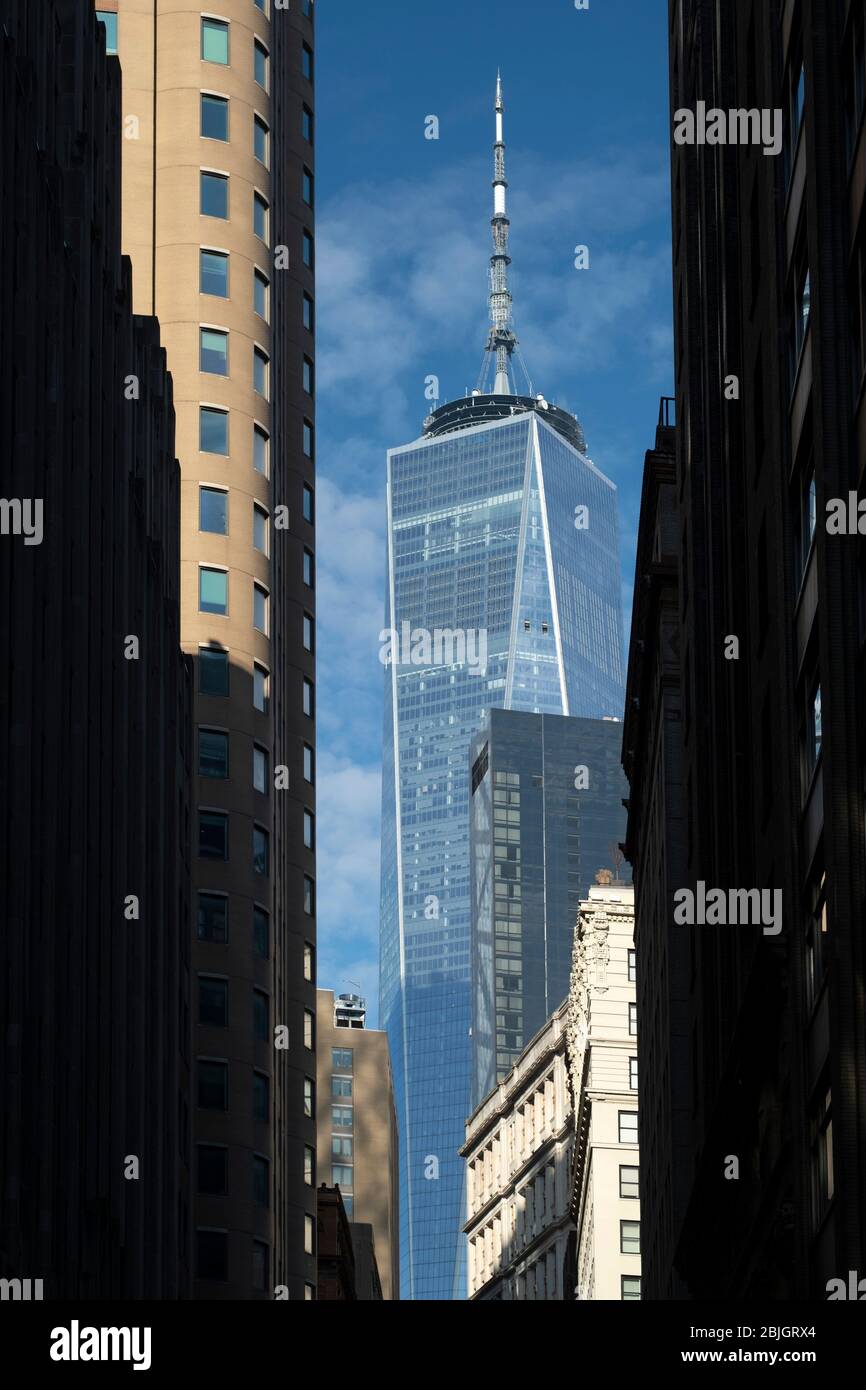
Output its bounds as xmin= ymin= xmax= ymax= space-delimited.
xmin=566 ymin=879 xmax=641 ymax=1300
xmin=461 ymin=1001 xmax=573 ymax=1300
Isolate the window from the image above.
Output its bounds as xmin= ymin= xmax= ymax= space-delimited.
xmin=303 ymin=419 xmax=314 ymax=457
xmin=305 ymin=1145 xmax=315 ymax=1186
xmin=253 ymin=663 xmax=269 ymax=714
xmin=628 ymin=1003 xmax=637 ymax=1037
xmin=253 ymin=425 xmax=269 ymax=476
xmin=253 ymin=744 xmax=268 ymax=795
xmin=253 ymin=990 xmax=269 ymax=1043
xmin=620 ymin=1165 xmax=640 ymax=1200
xmin=629 ymin=1057 xmax=638 ymax=1090
xmin=253 ymin=1071 xmax=269 ymax=1123
xmin=199 ymin=810 xmax=228 ymax=861
xmin=332 ymin=1076 xmax=352 ymax=1099
xmin=303 ymin=613 xmax=314 ymax=652
xmin=199 ymin=976 xmax=228 ymax=1028
xmin=253 ymin=505 xmax=268 ymax=554
xmin=197 ymin=1145 xmax=227 ymax=1195
xmin=304 ymin=875 xmax=315 ymax=915
xmin=332 ymin=1165 xmax=353 ymax=1189
xmin=304 ymin=1077 xmax=315 ymax=1119
xmin=332 ymin=1136 xmax=353 ymax=1159
xmin=254 ymin=115 xmax=269 ymax=164
xmin=303 ymin=549 xmax=314 ymax=587
xmin=332 ymin=1105 xmax=352 ymax=1130
xmin=254 ymin=192 xmax=269 ymax=242
xmin=303 ymin=678 xmax=314 ymax=718
xmin=620 ymin=1221 xmax=641 ymax=1255
xmin=304 ymin=745 xmax=314 ymax=784
xmin=254 ymin=1156 xmax=269 ymax=1208
xmin=252 ymin=1241 xmax=268 ymax=1292
xmin=332 ymin=1047 xmax=353 ymax=1071
xmin=628 ymin=949 xmax=636 ymax=983
xmin=301 ymin=233 xmax=314 ymax=272
xmin=201 ymin=171 xmax=228 ymax=218
xmin=302 ymin=44 xmax=313 ymax=81
xmin=254 ymin=269 xmax=269 ymax=320
xmin=198 ymin=1060 xmax=228 ymax=1110
xmin=201 ymin=17 xmax=229 ymax=64
xmin=253 ymin=825 xmax=269 ymax=876
xmin=811 ymin=1087 xmax=834 ymax=1229
xmin=304 ymin=809 xmax=314 ymax=850
xmin=95 ymin=11 xmax=118 ymax=55
xmin=302 ymin=105 xmax=313 ymax=143
xmin=200 ymin=646 xmax=229 ymax=696
xmin=619 ymin=1111 xmax=638 ymax=1144
xmin=622 ymin=1276 xmax=641 ymax=1301
xmin=197 ymin=1229 xmax=228 ymax=1281
xmin=304 ymin=1215 xmax=315 ymax=1256
xmin=201 ymin=93 xmax=229 ymax=141
xmin=302 ymin=0 xmax=314 ymax=16
xmin=201 ymin=328 xmax=228 ymax=375
xmin=253 ymin=905 xmax=269 ymax=959
xmin=806 ymin=873 xmax=829 ymax=1010
xmin=304 ymin=942 xmax=314 ymax=981
xmin=254 ymin=347 xmax=269 ymax=397
xmin=200 ymin=567 xmax=228 ymax=616
xmin=302 ymin=167 xmax=314 ymax=206
xmin=254 ymin=0 xmax=267 ymax=10
xmin=800 ymin=468 xmax=817 ymax=575
xmin=790 ymin=249 xmax=811 ymax=383
xmin=303 ymin=293 xmax=314 ymax=332
xmin=199 ymin=728 xmax=229 ymax=779
xmin=254 ymin=39 xmax=269 ymax=89
xmin=200 ymin=406 xmax=229 ymax=455
xmin=200 ymin=250 xmax=229 ymax=297
xmin=199 ymin=487 xmax=228 ymax=536
xmin=806 ymin=681 xmax=823 ymax=778
xmin=784 ymin=51 xmax=806 ymax=183
xmin=303 ymin=485 xmax=314 ymax=523
xmin=303 ymin=357 xmax=314 ymax=395
xmin=253 ymin=583 xmax=269 ymax=634
xmin=304 ymin=1009 xmax=314 ymax=1049
xmin=198 ymin=892 xmax=228 ymax=944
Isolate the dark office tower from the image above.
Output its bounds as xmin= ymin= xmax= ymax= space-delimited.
xmin=469 ymin=710 xmax=630 ymax=1106
xmin=624 ymin=0 xmax=866 ymax=1298
xmin=97 ymin=0 xmax=318 ymax=1298
xmin=622 ymin=402 xmax=690 ymax=1300
xmin=0 ymin=0 xmax=192 ymax=1297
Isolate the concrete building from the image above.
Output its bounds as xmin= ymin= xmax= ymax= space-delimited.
xmin=94 ymin=0 xmax=318 ymax=1297
xmin=315 ymin=990 xmax=400 ymax=1300
xmin=462 ymin=1002 xmax=574 ymax=1300
xmin=470 ymin=709 xmax=630 ymax=1107
xmin=565 ymin=880 xmax=641 ymax=1301
xmin=0 ymin=0 xmax=192 ymax=1297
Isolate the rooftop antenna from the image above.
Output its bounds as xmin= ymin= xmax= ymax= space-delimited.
xmin=479 ymin=72 xmax=524 ymax=396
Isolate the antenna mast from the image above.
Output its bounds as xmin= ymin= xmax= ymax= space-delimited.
xmin=487 ymin=72 xmax=518 ymax=395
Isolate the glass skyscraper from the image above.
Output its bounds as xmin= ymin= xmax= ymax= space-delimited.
xmin=469 ymin=709 xmax=630 ymax=1109
xmin=378 ymin=77 xmax=626 ymax=1299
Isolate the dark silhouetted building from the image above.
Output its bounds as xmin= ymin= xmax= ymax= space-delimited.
xmin=317 ymin=1186 xmax=357 ymax=1301
xmin=0 ymin=0 xmax=192 ymax=1297
xmin=350 ymin=1223 xmax=384 ymax=1301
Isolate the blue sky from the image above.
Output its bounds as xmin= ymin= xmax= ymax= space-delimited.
xmin=314 ymin=0 xmax=673 ymax=1022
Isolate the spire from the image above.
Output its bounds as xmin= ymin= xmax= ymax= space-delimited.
xmin=487 ymin=72 xmax=517 ymax=395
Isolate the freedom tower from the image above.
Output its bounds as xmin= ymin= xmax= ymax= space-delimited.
xmin=379 ymin=77 xmax=626 ymax=1299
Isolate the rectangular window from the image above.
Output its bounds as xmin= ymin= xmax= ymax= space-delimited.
xmin=254 ymin=268 xmax=269 ymax=320
xmin=304 ymin=875 xmax=315 ymax=915
xmin=254 ymin=39 xmax=269 ymax=89
xmin=201 ymin=17 xmax=229 ymax=64
xmin=198 ymin=1059 xmax=228 ymax=1110
xmin=303 ymin=485 xmax=314 ymax=524
xmin=200 ymin=406 xmax=229 ymax=455
xmin=199 ymin=810 xmax=228 ymax=861
xmin=253 ymin=744 xmax=268 ymax=795
xmin=302 ymin=43 xmax=313 ymax=81
xmin=302 ymin=0 xmax=314 ymax=16
xmin=303 ymin=549 xmax=314 ymax=587
xmin=811 ymin=684 xmax=823 ymax=767
xmin=253 ymin=505 xmax=268 ymax=554
xmin=806 ymin=872 xmax=829 ymax=1010
xmin=304 ymin=809 xmax=314 ymax=850
xmin=199 ymin=487 xmax=228 ymax=535
xmin=200 ymin=567 xmax=228 ymax=616
xmin=254 ymin=114 xmax=269 ymax=164
xmin=199 ymin=727 xmax=229 ymax=779
xmin=201 ymin=93 xmax=229 ymax=141
xmin=200 ymin=249 xmax=228 ymax=298
xmin=304 ymin=1214 xmax=314 ymax=1256
xmin=332 ymin=1076 xmax=352 ymax=1099
xmin=254 ymin=347 xmax=269 ymax=397
xmin=303 ymin=678 xmax=314 ymax=718
xmin=253 ymin=583 xmax=269 ymax=634
xmin=199 ymin=976 xmax=228 ymax=1028
xmin=253 ymin=825 xmax=269 ymax=877
xmin=254 ymin=192 xmax=269 ymax=242
xmin=254 ymin=1155 xmax=269 ymax=1208
xmin=304 ymin=1009 xmax=315 ymax=1049
xmin=303 ymin=419 xmax=314 ymax=457
xmin=303 ymin=293 xmax=314 ymax=332
xmin=332 ymin=1105 xmax=352 ymax=1130
xmin=96 ymin=12 xmax=118 ymax=55
xmin=198 ymin=892 xmax=228 ymax=944
xmin=201 ymin=171 xmax=228 ymax=218
xmin=304 ymin=942 xmax=314 ymax=981
xmin=618 ymin=1111 xmax=638 ymax=1144
xmin=619 ymin=1165 xmax=640 ymax=1200
xmin=303 ymin=613 xmax=314 ymax=652
xmin=629 ymin=1057 xmax=638 ymax=1090
xmin=304 ymin=1077 xmax=314 ymax=1119
xmin=304 ymin=744 xmax=314 ymax=784
xmin=332 ymin=1164 xmax=353 ymax=1189
xmin=253 ymin=990 xmax=269 ymax=1043
xmin=253 ymin=663 xmax=269 ymax=714
xmin=628 ymin=949 xmax=636 ymax=983
xmin=252 ymin=1242 xmax=268 ymax=1292
xmin=622 ymin=1276 xmax=641 ymax=1301
xmin=332 ymin=1047 xmax=353 ymax=1071
xmin=302 ymin=230 xmax=314 ymax=268
xmin=200 ymin=646 xmax=229 ymax=696
xmin=197 ymin=1144 xmax=228 ymax=1195
xmin=305 ymin=1145 xmax=315 ymax=1186
xmin=253 ymin=1071 xmax=269 ymax=1123
xmin=253 ymin=424 xmax=269 ymax=476
xmin=201 ymin=328 xmax=229 ymax=375
xmin=302 ymin=167 xmax=314 ymax=206
xmin=197 ymin=1229 xmax=228 ymax=1281
xmin=628 ymin=1003 xmax=637 ymax=1037
xmin=620 ymin=1221 xmax=641 ymax=1255
xmin=302 ymin=105 xmax=313 ymax=143
xmin=303 ymin=357 xmax=314 ymax=395
xmin=253 ymin=905 xmax=269 ymax=959
xmin=332 ymin=1136 xmax=353 ymax=1159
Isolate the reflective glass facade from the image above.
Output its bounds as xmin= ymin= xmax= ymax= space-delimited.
xmin=469 ymin=709 xmax=630 ymax=1107
xmin=380 ymin=408 xmax=625 ymax=1299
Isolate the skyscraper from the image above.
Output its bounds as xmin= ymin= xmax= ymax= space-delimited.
xmin=469 ymin=709 xmax=629 ymax=1107
xmin=379 ymin=78 xmax=626 ymax=1299
xmin=96 ymin=0 xmax=317 ymax=1298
